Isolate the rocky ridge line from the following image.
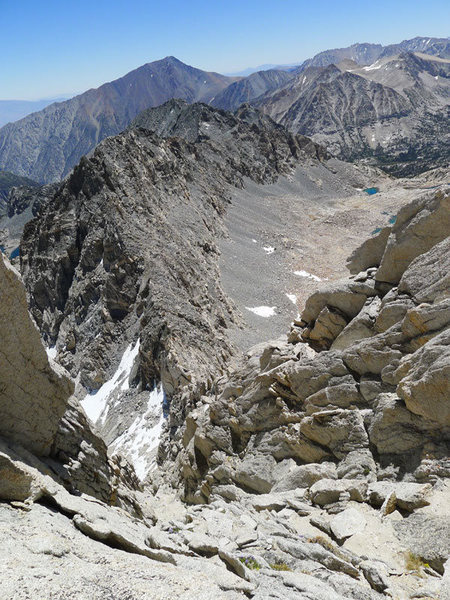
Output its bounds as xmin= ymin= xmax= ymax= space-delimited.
xmin=19 ymin=104 xmax=331 ymax=469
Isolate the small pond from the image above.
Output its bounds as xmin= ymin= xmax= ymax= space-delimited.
xmin=364 ymin=187 xmax=379 ymax=195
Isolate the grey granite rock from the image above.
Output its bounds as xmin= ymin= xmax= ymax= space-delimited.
xmin=375 ymin=189 xmax=450 ymax=285
xmin=330 ymin=507 xmax=367 ymax=541
xmin=394 ymin=513 xmax=450 ymax=574
xmin=0 ymin=254 xmax=71 ymax=455
xmin=367 ymin=482 xmax=432 ymax=511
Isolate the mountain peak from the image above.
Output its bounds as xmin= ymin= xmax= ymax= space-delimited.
xmin=0 ymin=58 xmax=234 ymax=183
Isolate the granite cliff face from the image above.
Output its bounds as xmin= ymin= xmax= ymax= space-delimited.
xmin=0 ymin=255 xmax=71 ymax=456
xmin=0 ymin=252 xmax=140 ymax=510
xmin=0 ymin=57 xmax=237 ymax=183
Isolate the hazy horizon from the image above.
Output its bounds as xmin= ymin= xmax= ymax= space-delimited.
xmin=1 ymin=0 xmax=449 ymax=100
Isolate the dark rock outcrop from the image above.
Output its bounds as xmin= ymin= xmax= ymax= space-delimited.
xmin=0 ymin=170 xmax=39 ymax=212
xmin=0 ymin=182 xmax=58 ymax=258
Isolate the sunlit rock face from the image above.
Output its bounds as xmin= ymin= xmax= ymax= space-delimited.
xmin=0 ymin=252 xmax=140 ymax=509
xmin=0 ymin=253 xmax=71 ymax=455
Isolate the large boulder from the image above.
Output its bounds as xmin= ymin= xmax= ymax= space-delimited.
xmin=375 ymin=189 xmax=450 ymax=285
xmin=396 ymin=330 xmax=450 ymax=426
xmin=367 ymin=481 xmax=432 ymax=511
xmin=346 ymin=227 xmax=391 ymax=274
xmin=301 ymin=277 xmax=377 ymax=325
xmin=394 ymin=513 xmax=450 ymax=574
xmin=330 ymin=507 xmax=367 ymax=541
xmin=398 ymin=236 xmax=450 ymax=304
xmin=0 ymin=254 xmax=72 ymax=455
xmin=273 ymin=462 xmax=337 ymax=492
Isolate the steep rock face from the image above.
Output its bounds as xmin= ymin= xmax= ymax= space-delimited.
xmin=174 ymin=188 xmax=450 ymax=503
xmin=0 ymin=253 xmax=139 ymax=509
xmin=0 ymin=254 xmax=71 ymax=455
xmin=0 ymin=182 xmax=58 ymax=258
xmin=256 ymin=53 xmax=450 ymax=175
xmin=0 ymin=57 xmax=237 ymax=183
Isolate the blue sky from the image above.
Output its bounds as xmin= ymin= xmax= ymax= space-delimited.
xmin=1 ymin=0 xmax=449 ymax=99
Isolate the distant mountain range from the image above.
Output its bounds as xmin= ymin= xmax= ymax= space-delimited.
xmin=225 ymin=63 xmax=300 ymax=77
xmin=0 ymin=36 xmax=448 ymax=184
xmin=294 ymin=36 xmax=450 ymax=73
xmin=211 ymin=69 xmax=294 ymax=111
xmin=254 ymin=51 xmax=450 ymax=175
xmin=0 ymin=97 xmax=72 ymax=128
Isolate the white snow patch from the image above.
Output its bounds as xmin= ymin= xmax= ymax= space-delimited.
xmin=286 ymin=293 xmax=297 ymax=305
xmin=202 ymin=122 xmax=210 ymax=129
xmin=46 ymin=346 xmax=57 ymax=360
xmin=263 ymin=245 xmax=275 ymax=254
xmin=363 ymin=60 xmax=382 ymax=71
xmin=245 ymin=306 xmax=276 ymax=317
xmin=252 ymin=239 xmax=257 ymax=243
xmin=111 ymin=384 xmax=165 ymax=481
xmin=81 ymin=340 xmax=140 ymax=425
xmin=294 ymin=270 xmax=322 ymax=282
